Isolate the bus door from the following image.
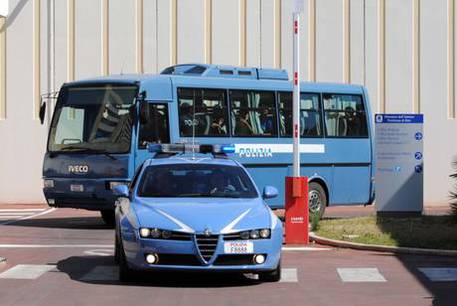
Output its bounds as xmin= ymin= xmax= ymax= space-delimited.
xmin=322 ymin=93 xmax=372 ymax=204
xmin=135 ymin=103 xmax=171 ymax=168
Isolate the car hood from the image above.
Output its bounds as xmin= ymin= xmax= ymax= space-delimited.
xmin=133 ymin=197 xmax=273 ymax=234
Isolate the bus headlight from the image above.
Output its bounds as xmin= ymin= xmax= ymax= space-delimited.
xmin=43 ymin=179 xmax=54 ymax=188
xmin=109 ymin=181 xmax=129 ymax=190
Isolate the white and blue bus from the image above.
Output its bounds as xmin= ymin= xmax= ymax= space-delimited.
xmin=41 ymin=63 xmax=375 ymax=224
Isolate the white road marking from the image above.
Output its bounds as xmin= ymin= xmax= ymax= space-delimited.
xmin=280 ymin=268 xmax=298 ymax=283
xmin=80 ymin=266 xmax=118 ymax=281
xmin=0 ymin=264 xmax=56 ymax=279
xmin=282 ymin=246 xmax=332 ymax=251
xmin=0 ymin=208 xmax=56 ymax=225
xmin=337 ymin=268 xmax=387 ymax=283
xmin=0 ymin=244 xmax=113 ymax=248
xmin=419 ymin=268 xmax=457 ymax=282
xmin=84 ymin=249 xmax=114 ymax=256
xmin=0 ymin=209 xmax=45 ymax=212
xmin=0 ymin=212 xmax=37 ymax=216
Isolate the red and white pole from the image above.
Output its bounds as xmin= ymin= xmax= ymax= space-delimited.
xmin=285 ymin=1 xmax=309 ymax=245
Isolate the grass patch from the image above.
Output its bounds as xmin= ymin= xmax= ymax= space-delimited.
xmin=315 ymin=215 xmax=457 ymax=250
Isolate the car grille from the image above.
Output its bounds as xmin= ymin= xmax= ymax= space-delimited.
xmin=213 ymin=254 xmax=264 ymax=266
xmin=154 ymin=254 xmax=201 ymax=266
xmin=195 ymin=234 xmax=219 ymax=262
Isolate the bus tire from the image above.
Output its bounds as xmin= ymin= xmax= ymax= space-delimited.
xmin=100 ymin=210 xmax=115 ymax=227
xmin=308 ymin=182 xmax=327 ymax=219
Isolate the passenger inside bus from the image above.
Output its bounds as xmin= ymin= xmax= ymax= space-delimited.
xmin=234 ymin=110 xmax=254 ymax=136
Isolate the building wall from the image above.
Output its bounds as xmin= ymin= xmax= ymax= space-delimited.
xmin=0 ymin=0 xmax=456 ymax=205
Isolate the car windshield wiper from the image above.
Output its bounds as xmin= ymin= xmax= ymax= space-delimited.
xmin=57 ymin=146 xmax=117 ymax=160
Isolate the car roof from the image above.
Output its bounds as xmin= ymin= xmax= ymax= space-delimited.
xmin=144 ymin=155 xmax=241 ymax=167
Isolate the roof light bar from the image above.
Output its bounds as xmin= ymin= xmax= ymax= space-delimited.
xmin=147 ymin=143 xmax=235 ymax=155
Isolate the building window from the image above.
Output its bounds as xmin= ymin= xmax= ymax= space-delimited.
xmin=323 ymin=94 xmax=368 ymax=137
xmin=178 ymin=88 xmax=228 ymax=137
xmin=278 ymin=92 xmax=322 ymax=137
xmin=230 ymin=90 xmax=277 ymax=137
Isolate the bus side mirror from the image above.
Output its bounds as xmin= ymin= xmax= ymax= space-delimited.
xmin=263 ymin=186 xmax=278 ymax=199
xmin=39 ymin=102 xmax=46 ymax=125
xmin=139 ymin=100 xmax=150 ymax=124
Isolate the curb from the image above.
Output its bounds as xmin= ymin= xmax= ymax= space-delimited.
xmin=309 ymin=232 xmax=457 ymax=257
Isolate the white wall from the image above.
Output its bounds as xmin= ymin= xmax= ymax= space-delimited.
xmin=0 ymin=0 xmax=456 ymax=205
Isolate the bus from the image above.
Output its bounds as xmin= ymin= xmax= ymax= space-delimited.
xmin=40 ymin=63 xmax=375 ymax=225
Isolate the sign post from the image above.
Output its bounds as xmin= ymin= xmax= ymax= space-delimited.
xmin=375 ymin=114 xmax=424 ymax=215
xmin=285 ymin=0 xmax=308 ymax=245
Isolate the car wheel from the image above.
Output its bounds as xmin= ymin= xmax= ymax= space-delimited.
xmin=258 ymin=262 xmax=281 ymax=282
xmin=118 ymin=240 xmax=134 ymax=282
xmin=100 ymin=210 xmax=115 ymax=227
xmin=308 ymin=182 xmax=327 ymax=219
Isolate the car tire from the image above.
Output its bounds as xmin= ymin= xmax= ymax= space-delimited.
xmin=100 ymin=210 xmax=115 ymax=227
xmin=308 ymin=182 xmax=327 ymax=220
xmin=258 ymin=262 xmax=281 ymax=282
xmin=118 ymin=240 xmax=134 ymax=282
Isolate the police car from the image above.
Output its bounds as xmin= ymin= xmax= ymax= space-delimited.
xmin=113 ymin=144 xmax=283 ymax=282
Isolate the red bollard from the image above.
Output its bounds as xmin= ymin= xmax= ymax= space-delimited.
xmin=285 ymin=176 xmax=309 ymax=245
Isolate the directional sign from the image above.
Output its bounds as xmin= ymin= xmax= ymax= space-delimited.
xmin=375 ymin=114 xmax=424 ymax=214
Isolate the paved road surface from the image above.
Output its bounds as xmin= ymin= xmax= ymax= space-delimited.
xmin=0 ymin=205 xmax=455 ymax=306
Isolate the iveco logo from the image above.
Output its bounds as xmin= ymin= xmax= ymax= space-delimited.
xmin=203 ymin=228 xmax=212 ymax=237
xmin=68 ymin=165 xmax=89 ymax=174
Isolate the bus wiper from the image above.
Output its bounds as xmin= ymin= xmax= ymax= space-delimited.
xmin=59 ymin=146 xmax=117 ymax=160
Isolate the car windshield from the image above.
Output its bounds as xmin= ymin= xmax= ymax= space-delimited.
xmin=48 ymin=84 xmax=138 ymax=154
xmin=138 ymin=164 xmax=258 ymax=198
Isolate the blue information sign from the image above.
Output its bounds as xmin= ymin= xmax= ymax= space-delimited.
xmin=375 ymin=114 xmax=424 ymax=214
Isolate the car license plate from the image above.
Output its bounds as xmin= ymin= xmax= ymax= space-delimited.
xmin=224 ymin=241 xmax=254 ymax=254
xmin=70 ymin=184 xmax=84 ymax=192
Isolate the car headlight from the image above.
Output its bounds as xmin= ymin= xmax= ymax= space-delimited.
xmin=250 ymin=230 xmax=260 ymax=239
xmin=43 ymin=179 xmax=54 ymax=188
xmin=109 ymin=181 xmax=129 ymax=190
xmin=139 ymin=228 xmax=151 ymax=238
xmin=161 ymin=230 xmax=172 ymax=239
xmin=259 ymin=228 xmax=271 ymax=238
xmin=150 ymin=228 xmax=161 ymax=238
xmin=240 ymin=231 xmax=250 ymax=240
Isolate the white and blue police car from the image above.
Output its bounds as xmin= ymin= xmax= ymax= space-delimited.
xmin=113 ymin=144 xmax=283 ymax=282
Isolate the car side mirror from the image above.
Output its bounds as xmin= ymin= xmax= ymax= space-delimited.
xmin=263 ymin=186 xmax=278 ymax=199
xmin=113 ymin=185 xmax=129 ymax=198
xmin=39 ymin=101 xmax=46 ymax=125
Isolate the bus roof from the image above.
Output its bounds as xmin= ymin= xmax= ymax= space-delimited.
xmin=63 ymin=63 xmax=365 ymax=97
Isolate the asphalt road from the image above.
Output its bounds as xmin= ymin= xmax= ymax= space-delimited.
xmin=0 ymin=205 xmax=456 ymax=306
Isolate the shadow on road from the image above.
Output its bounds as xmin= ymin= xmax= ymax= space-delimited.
xmin=56 ymin=255 xmax=262 ymax=288
xmin=2 ymin=216 xmax=111 ymax=230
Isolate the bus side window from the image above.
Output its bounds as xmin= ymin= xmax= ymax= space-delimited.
xmin=278 ymin=92 xmax=322 ymax=137
xmin=230 ymin=90 xmax=277 ymax=137
xmin=177 ymin=88 xmax=228 ymax=137
xmin=138 ymin=104 xmax=170 ymax=148
xmin=323 ymin=94 xmax=368 ymax=137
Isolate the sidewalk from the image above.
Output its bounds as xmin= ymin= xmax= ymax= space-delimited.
xmin=276 ymin=204 xmax=452 ymax=219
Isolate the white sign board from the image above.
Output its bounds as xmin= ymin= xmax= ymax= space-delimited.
xmin=293 ymin=0 xmax=304 ymax=13
xmin=0 ymin=0 xmax=8 ymax=17
xmin=375 ymin=114 xmax=424 ymax=214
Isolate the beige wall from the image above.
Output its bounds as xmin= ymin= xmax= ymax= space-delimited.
xmin=1 ymin=0 xmax=456 ymax=205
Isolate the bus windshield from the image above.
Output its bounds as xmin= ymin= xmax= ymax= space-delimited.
xmin=48 ymin=84 xmax=138 ymax=154
xmin=138 ymin=164 xmax=258 ymax=198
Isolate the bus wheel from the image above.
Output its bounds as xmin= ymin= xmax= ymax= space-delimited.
xmin=100 ymin=210 xmax=115 ymax=227
xmin=308 ymin=182 xmax=327 ymax=219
